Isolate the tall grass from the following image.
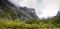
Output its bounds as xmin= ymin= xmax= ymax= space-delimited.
xmin=0 ymin=19 xmax=56 ymax=29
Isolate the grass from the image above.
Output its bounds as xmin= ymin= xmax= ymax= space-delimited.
xmin=0 ymin=16 xmax=59 ymax=29
xmin=0 ymin=19 xmax=57 ymax=29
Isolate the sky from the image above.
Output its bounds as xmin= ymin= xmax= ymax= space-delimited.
xmin=8 ymin=0 xmax=60 ymax=18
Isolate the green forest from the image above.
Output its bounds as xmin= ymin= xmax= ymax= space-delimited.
xmin=0 ymin=16 xmax=60 ymax=29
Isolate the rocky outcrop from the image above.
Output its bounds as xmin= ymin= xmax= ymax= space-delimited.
xmin=57 ymin=10 xmax=60 ymax=16
xmin=0 ymin=0 xmax=39 ymax=21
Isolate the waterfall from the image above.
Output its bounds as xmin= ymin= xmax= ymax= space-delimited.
xmin=8 ymin=0 xmax=60 ymax=18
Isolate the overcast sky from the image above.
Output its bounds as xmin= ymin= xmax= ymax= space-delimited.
xmin=8 ymin=0 xmax=60 ymax=18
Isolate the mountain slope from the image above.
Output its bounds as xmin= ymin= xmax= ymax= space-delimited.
xmin=0 ymin=0 xmax=39 ymax=21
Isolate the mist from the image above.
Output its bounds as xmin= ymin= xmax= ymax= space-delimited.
xmin=8 ymin=0 xmax=60 ymax=18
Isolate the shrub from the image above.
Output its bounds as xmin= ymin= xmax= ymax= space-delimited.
xmin=0 ymin=20 xmax=40 ymax=29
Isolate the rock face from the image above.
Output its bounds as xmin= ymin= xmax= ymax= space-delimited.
xmin=57 ymin=7 xmax=60 ymax=16
xmin=57 ymin=10 xmax=60 ymax=16
xmin=0 ymin=0 xmax=39 ymax=21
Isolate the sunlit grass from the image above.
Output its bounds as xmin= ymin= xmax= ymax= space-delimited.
xmin=0 ymin=19 xmax=56 ymax=29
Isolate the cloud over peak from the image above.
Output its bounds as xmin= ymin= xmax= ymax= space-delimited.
xmin=8 ymin=0 xmax=60 ymax=18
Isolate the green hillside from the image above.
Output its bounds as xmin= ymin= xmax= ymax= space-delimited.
xmin=0 ymin=16 xmax=60 ymax=29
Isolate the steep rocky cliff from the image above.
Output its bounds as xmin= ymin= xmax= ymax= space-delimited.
xmin=57 ymin=10 xmax=60 ymax=16
xmin=0 ymin=0 xmax=39 ymax=21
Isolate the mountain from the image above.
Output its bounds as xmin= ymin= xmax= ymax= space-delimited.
xmin=0 ymin=0 xmax=39 ymax=21
xmin=57 ymin=10 xmax=60 ymax=16
xmin=57 ymin=6 xmax=60 ymax=16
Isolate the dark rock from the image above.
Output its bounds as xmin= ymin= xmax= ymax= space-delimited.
xmin=57 ymin=10 xmax=60 ymax=16
xmin=0 ymin=0 xmax=39 ymax=21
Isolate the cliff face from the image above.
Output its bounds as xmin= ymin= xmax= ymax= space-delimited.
xmin=57 ymin=10 xmax=60 ymax=16
xmin=0 ymin=0 xmax=39 ymax=21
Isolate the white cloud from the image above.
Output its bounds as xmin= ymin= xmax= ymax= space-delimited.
xmin=37 ymin=0 xmax=59 ymax=18
xmin=8 ymin=0 xmax=26 ymax=6
xmin=20 ymin=0 xmax=37 ymax=8
xmin=8 ymin=0 xmax=60 ymax=18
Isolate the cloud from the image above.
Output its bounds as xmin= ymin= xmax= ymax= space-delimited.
xmin=20 ymin=0 xmax=37 ymax=8
xmin=37 ymin=0 xmax=59 ymax=18
xmin=8 ymin=0 xmax=23 ymax=6
xmin=8 ymin=0 xmax=60 ymax=18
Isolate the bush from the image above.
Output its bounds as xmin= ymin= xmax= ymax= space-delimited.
xmin=0 ymin=16 xmax=60 ymax=29
xmin=0 ymin=20 xmax=40 ymax=29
